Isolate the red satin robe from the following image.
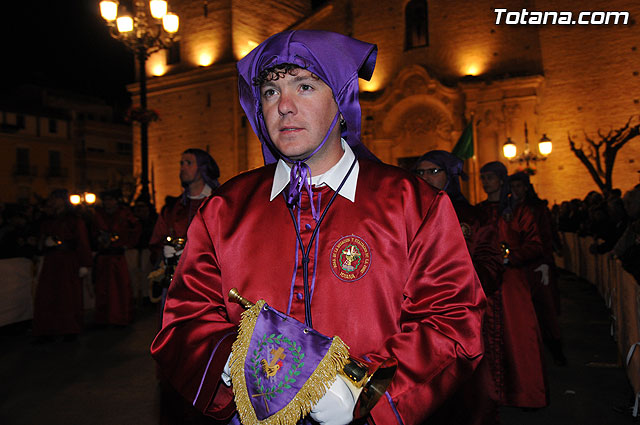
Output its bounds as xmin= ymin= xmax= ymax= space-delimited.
xmin=151 ymin=159 xmax=486 ymax=425
xmin=93 ymin=205 xmax=141 ymax=325
xmin=149 ymin=196 xmax=206 ymax=264
xmin=476 ymin=200 xmax=548 ymax=408
xmin=33 ymin=212 xmax=92 ymax=336
xmin=453 ymin=200 xmax=504 ymax=296
xmin=522 ymin=201 xmax=562 ymax=341
xmin=430 ymin=201 xmax=505 ymax=425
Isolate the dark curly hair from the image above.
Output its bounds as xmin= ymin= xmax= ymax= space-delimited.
xmin=252 ymin=62 xmax=315 ymax=87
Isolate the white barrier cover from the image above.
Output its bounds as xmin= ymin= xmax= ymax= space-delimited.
xmin=0 ymin=257 xmax=34 ymax=327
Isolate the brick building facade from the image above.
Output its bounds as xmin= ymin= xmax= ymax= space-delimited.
xmin=133 ymin=0 xmax=640 ymax=206
xmin=0 ymin=87 xmax=133 ymax=204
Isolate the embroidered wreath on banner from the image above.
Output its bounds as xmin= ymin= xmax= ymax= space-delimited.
xmin=250 ymin=333 xmax=305 ymax=401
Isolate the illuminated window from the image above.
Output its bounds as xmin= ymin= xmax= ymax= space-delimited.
xmin=405 ymin=0 xmax=428 ymax=50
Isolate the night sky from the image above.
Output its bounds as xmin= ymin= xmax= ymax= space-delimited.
xmin=1 ymin=1 xmax=135 ymax=110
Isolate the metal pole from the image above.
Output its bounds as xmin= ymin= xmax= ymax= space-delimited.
xmin=138 ymin=49 xmax=150 ymax=202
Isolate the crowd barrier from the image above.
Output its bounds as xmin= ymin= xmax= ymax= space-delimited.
xmin=0 ymin=249 xmax=153 ymax=328
xmin=0 ymin=257 xmax=35 ymax=327
xmin=556 ymin=232 xmax=640 ymax=415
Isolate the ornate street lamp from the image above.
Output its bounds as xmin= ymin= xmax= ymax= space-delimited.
xmin=70 ymin=192 xmax=97 ymax=206
xmin=99 ymin=0 xmax=179 ymax=203
xmin=502 ymin=122 xmax=552 ymax=175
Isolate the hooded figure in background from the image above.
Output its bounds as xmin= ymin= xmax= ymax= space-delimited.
xmin=148 ymin=148 xmax=222 ymax=424
xmin=33 ymin=189 xmax=92 ymax=341
xmin=413 ymin=150 xmax=469 ymax=204
xmin=180 ymin=148 xmax=221 ymax=202
xmin=151 ymin=30 xmax=485 ymax=425
xmin=415 ymin=150 xmax=504 ymax=293
xmin=416 ymin=151 xmax=506 ymax=425
xmin=509 ymin=171 xmax=567 ymax=367
xmin=149 ymin=148 xmax=220 ymax=265
xmin=91 ymin=188 xmax=141 ymax=326
xmin=475 ymin=162 xmax=549 ymax=415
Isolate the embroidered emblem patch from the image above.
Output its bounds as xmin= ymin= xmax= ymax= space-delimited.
xmin=250 ymin=333 xmax=304 ymax=411
xmin=330 ymin=235 xmax=371 ymax=282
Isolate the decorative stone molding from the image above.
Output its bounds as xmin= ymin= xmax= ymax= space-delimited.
xmin=360 ymin=65 xmax=465 ymax=163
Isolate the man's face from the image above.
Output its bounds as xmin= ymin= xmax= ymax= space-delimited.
xmin=260 ymin=68 xmax=340 ymax=162
xmin=510 ymin=180 xmax=527 ymax=201
xmin=180 ymin=153 xmax=201 ymax=186
xmin=415 ymin=160 xmax=448 ymax=190
xmin=480 ymin=172 xmax=502 ymax=195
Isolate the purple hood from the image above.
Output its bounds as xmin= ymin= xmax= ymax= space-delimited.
xmin=237 ymin=30 xmax=378 ymax=165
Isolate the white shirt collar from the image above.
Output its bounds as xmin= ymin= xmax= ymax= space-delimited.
xmin=188 ymin=184 xmax=212 ymax=200
xmin=270 ymin=139 xmax=359 ymax=202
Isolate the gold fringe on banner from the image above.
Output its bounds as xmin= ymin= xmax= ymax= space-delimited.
xmin=230 ymin=300 xmax=350 ymax=425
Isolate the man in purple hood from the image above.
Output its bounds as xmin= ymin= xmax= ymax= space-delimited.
xmin=151 ymin=30 xmax=484 ymax=425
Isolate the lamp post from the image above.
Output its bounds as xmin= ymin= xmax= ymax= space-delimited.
xmin=70 ymin=192 xmax=97 ymax=206
xmin=99 ymin=0 xmax=179 ymax=203
xmin=502 ymin=122 xmax=552 ymax=175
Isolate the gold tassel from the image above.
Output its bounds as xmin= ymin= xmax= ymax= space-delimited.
xmin=229 ymin=300 xmax=350 ymax=425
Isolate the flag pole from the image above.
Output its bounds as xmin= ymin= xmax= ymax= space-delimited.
xmin=470 ymin=112 xmax=479 ymax=203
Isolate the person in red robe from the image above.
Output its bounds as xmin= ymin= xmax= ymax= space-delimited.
xmin=413 ymin=150 xmax=504 ymax=291
xmin=32 ymin=189 xmax=92 ymax=341
xmin=414 ymin=150 xmax=504 ymax=425
xmin=151 ymin=31 xmax=485 ymax=425
xmin=510 ymin=171 xmax=567 ymax=366
xmin=148 ymin=148 xmax=221 ymax=425
xmin=148 ymin=148 xmax=221 ymax=266
xmin=477 ymin=162 xmax=549 ymax=412
xmin=91 ymin=189 xmax=141 ymax=326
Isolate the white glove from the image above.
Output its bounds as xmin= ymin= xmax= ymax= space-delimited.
xmin=78 ymin=267 xmax=90 ymax=278
xmin=44 ymin=236 xmax=57 ymax=247
xmin=163 ymin=244 xmax=184 ymax=259
xmin=534 ymin=264 xmax=550 ymax=286
xmin=310 ymin=376 xmax=355 ymax=425
xmin=221 ymin=354 xmax=232 ymax=387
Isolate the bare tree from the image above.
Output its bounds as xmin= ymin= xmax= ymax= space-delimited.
xmin=568 ymin=116 xmax=640 ymax=194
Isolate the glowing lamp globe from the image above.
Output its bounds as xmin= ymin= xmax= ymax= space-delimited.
xmin=538 ymin=134 xmax=552 ymax=156
xmin=100 ymin=0 xmax=118 ymax=21
xmin=116 ymin=15 xmax=134 ymax=33
xmin=162 ymin=13 xmax=179 ymax=33
xmin=503 ymin=138 xmax=517 ymax=159
xmin=150 ymin=0 xmax=168 ymax=19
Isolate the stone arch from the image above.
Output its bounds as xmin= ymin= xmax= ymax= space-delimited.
xmin=361 ymin=65 xmax=464 ymax=166
xmin=383 ymin=95 xmax=454 ymax=158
